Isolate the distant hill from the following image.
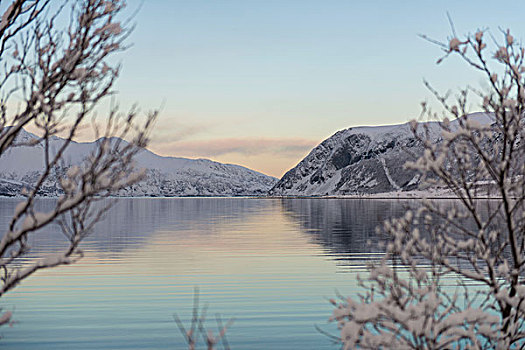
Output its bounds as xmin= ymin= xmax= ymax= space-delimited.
xmin=269 ymin=113 xmax=494 ymax=196
xmin=0 ymin=129 xmax=277 ymax=197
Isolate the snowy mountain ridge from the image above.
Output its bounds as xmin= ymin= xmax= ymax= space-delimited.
xmin=0 ymin=129 xmax=278 ymax=197
xmin=269 ymin=113 xmax=494 ymax=196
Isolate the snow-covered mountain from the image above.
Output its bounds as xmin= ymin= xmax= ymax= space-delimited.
xmin=0 ymin=129 xmax=277 ymax=197
xmin=269 ymin=113 xmax=494 ymax=196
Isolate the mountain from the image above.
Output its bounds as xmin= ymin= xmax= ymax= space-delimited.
xmin=269 ymin=113 xmax=494 ymax=196
xmin=0 ymin=129 xmax=277 ymax=197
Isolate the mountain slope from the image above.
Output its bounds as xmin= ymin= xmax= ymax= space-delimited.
xmin=0 ymin=129 xmax=277 ymax=197
xmin=269 ymin=113 xmax=493 ymax=196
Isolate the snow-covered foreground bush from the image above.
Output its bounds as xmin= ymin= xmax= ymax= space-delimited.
xmin=174 ymin=288 xmax=234 ymax=350
xmin=0 ymin=0 xmax=156 ymax=325
xmin=329 ymin=28 xmax=525 ymax=349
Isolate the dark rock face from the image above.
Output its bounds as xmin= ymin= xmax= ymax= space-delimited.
xmin=270 ymin=112 xmax=507 ymax=196
xmin=269 ymin=123 xmax=426 ymax=196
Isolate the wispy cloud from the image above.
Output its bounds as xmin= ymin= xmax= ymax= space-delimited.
xmin=151 ymin=137 xmax=318 ymax=158
xmin=151 ymin=121 xmax=213 ymax=144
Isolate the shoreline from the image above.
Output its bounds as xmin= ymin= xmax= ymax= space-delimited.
xmin=0 ymin=193 xmax=507 ymax=200
xmin=264 ymin=195 xmax=503 ymax=200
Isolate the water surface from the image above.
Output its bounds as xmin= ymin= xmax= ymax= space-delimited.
xmin=0 ymin=198 xmax=409 ymax=349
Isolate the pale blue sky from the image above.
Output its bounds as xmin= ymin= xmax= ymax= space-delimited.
xmin=113 ymin=1 xmax=525 ymax=176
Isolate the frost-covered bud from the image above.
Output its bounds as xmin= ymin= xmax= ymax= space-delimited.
xmin=0 ymin=311 xmax=12 ymax=326
xmin=206 ymin=330 xmax=216 ymax=345
xmin=497 ymin=262 xmax=509 ymax=276
xmin=409 ymin=119 xmax=418 ymax=131
xmin=72 ymin=68 xmax=87 ymax=80
xmin=475 ymin=30 xmax=483 ymax=43
xmin=507 ymin=32 xmax=514 ymax=45
xmin=490 ymin=73 xmax=498 ymax=83
xmin=95 ymin=22 xmax=122 ymax=36
xmin=451 ymin=105 xmax=459 ymax=116
xmin=495 ymin=47 xmax=509 ymax=62
xmin=104 ymin=1 xmax=117 ymax=13
xmin=512 ymin=65 xmax=520 ymax=77
xmin=449 ymin=38 xmax=461 ymax=52
xmin=503 ymin=98 xmax=516 ymax=108
xmin=101 ymin=63 xmax=110 ymax=74
xmin=41 ymin=103 xmax=51 ymax=115
xmin=483 ymin=96 xmax=490 ymax=109
xmin=67 ymin=165 xmax=81 ymax=178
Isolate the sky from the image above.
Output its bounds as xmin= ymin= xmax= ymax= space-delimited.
xmin=110 ymin=0 xmax=525 ymax=177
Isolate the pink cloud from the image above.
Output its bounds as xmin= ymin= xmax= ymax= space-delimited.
xmin=151 ymin=137 xmax=318 ymax=158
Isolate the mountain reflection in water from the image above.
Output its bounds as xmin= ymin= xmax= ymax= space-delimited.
xmin=0 ymin=197 xmax=415 ymax=349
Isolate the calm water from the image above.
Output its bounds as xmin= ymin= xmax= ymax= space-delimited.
xmin=0 ymin=198 xmax=409 ymax=349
